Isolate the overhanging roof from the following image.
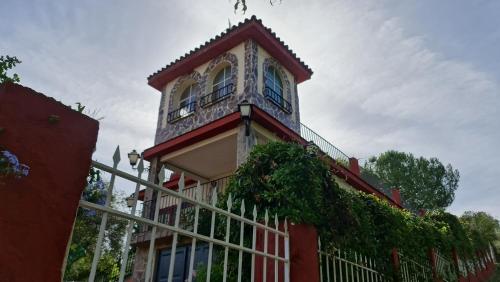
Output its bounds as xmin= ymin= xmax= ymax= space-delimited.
xmin=148 ymin=16 xmax=313 ymax=91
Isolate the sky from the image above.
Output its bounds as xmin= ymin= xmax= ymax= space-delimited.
xmin=1 ymin=0 xmax=499 ymax=219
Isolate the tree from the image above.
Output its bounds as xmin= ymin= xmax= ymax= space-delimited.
xmin=232 ymin=0 xmax=282 ymax=13
xmin=363 ymin=150 xmax=460 ymax=211
xmin=0 ymin=55 xmax=21 ymax=83
xmin=460 ymin=211 xmax=499 ymax=250
xmin=64 ymin=168 xmax=128 ymax=281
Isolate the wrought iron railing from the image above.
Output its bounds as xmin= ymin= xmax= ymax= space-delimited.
xmin=299 ymin=123 xmax=350 ymax=165
xmin=167 ymin=101 xmax=196 ymax=123
xmin=142 ymin=175 xmax=232 ymax=224
xmin=299 ymin=123 xmax=398 ymax=203
xmin=264 ymin=86 xmax=292 ymax=113
xmin=200 ymin=83 xmax=234 ymax=107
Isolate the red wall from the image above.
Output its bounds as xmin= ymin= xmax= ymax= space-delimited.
xmin=255 ymin=223 xmax=319 ymax=282
xmin=0 ymin=83 xmax=99 ymax=281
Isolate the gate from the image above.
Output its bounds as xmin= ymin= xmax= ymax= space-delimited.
xmin=65 ymin=147 xmax=290 ymax=282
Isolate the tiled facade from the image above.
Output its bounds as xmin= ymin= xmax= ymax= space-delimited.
xmin=153 ymin=39 xmax=301 ymax=145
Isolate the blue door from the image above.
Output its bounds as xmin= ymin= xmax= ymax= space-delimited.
xmin=156 ymin=244 xmax=209 ymax=282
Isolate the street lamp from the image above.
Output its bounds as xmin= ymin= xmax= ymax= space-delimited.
xmin=238 ymin=100 xmax=252 ymax=136
xmin=125 ymin=193 xmax=135 ymax=208
xmin=127 ymin=149 xmax=140 ymax=168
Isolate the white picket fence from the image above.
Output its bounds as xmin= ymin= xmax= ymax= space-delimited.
xmin=68 ymin=146 xmax=290 ymax=282
xmin=318 ymin=237 xmax=387 ymax=282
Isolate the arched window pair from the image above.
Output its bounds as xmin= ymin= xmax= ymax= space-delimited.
xmin=265 ymin=66 xmax=291 ymax=113
xmin=168 ymin=66 xmax=234 ymax=122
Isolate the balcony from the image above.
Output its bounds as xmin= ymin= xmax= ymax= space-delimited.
xmin=299 ymin=123 xmax=396 ymax=202
xmin=200 ymin=83 xmax=234 ymax=108
xmin=299 ymin=123 xmax=350 ymax=165
xmin=167 ymin=101 xmax=196 ymax=123
xmin=134 ymin=175 xmax=232 ymax=242
xmin=264 ymin=86 xmax=292 ymax=113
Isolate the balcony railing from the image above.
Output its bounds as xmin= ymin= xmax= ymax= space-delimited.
xmin=299 ymin=123 xmax=350 ymax=164
xmin=264 ymin=86 xmax=292 ymax=113
xmin=299 ymin=123 xmax=396 ymax=203
xmin=167 ymin=101 xmax=196 ymax=123
xmin=142 ymin=175 xmax=232 ymax=225
xmin=200 ymin=83 xmax=234 ymax=107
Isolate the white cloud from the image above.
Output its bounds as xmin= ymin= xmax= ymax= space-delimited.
xmin=1 ymin=0 xmax=499 ymax=218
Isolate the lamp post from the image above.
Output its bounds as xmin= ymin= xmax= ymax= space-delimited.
xmin=238 ymin=100 xmax=252 ymax=136
xmin=125 ymin=194 xmax=135 ymax=208
xmin=127 ymin=149 xmax=140 ymax=168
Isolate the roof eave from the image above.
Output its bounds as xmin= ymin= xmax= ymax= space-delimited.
xmin=147 ymin=20 xmax=312 ymax=91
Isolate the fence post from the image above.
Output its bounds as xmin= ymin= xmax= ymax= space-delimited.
xmin=428 ymin=248 xmax=440 ymax=282
xmin=451 ymin=248 xmax=464 ymax=281
xmin=391 ymin=248 xmax=401 ymax=282
xmin=255 ymin=223 xmax=315 ymax=282
xmin=348 ymin=157 xmax=360 ymax=175
xmin=290 ymin=224 xmax=319 ymax=282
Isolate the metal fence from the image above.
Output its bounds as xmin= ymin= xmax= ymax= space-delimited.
xmin=434 ymin=251 xmax=457 ymax=282
xmin=299 ymin=123 xmax=350 ymax=165
xmin=399 ymin=253 xmax=432 ymax=282
xmin=318 ymin=237 xmax=387 ymax=282
xmin=68 ymin=146 xmax=290 ymax=282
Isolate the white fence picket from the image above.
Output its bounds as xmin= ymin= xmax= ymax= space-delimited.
xmin=89 ymin=146 xmax=120 ymax=282
xmin=70 ymin=152 xmax=289 ymax=282
xmin=318 ymin=236 xmax=387 ymax=282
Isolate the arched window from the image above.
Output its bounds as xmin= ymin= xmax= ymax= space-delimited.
xmin=265 ymin=66 xmax=283 ymax=97
xmin=264 ymin=65 xmax=291 ymax=113
xmin=200 ymin=65 xmax=234 ymax=107
xmin=212 ymin=65 xmax=232 ymax=92
xmin=179 ymin=84 xmax=196 ymax=117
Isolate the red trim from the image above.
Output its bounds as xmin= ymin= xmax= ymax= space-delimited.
xmin=148 ymin=20 xmax=312 ymax=91
xmin=138 ymin=189 xmax=145 ymax=201
xmin=143 ymin=112 xmax=241 ymax=160
xmin=330 ymin=162 xmax=403 ymax=209
xmin=251 ymin=107 xmax=306 ymax=145
xmin=143 ymin=106 xmax=402 ymax=209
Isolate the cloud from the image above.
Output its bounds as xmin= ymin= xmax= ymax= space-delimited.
xmin=1 ymin=0 xmax=499 ymax=218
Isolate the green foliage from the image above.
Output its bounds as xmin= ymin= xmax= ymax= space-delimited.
xmin=75 ymin=102 xmax=86 ymax=113
xmin=364 ymin=150 xmax=460 ymax=211
xmin=460 ymin=211 xmax=500 ymax=251
xmin=232 ymin=0 xmax=282 ymax=13
xmin=63 ymin=169 xmax=127 ymax=281
xmin=213 ymin=142 xmax=492 ymax=277
xmin=0 ymin=55 xmax=21 ymax=83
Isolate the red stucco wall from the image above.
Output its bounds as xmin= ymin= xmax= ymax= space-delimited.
xmin=255 ymin=223 xmax=319 ymax=282
xmin=0 ymin=83 xmax=99 ymax=281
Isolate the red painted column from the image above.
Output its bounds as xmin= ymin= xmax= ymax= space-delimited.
xmin=452 ymin=248 xmax=467 ymax=282
xmin=391 ymin=189 xmax=402 ymax=206
xmin=255 ymin=223 xmax=319 ymax=282
xmin=391 ymin=248 xmax=401 ymax=282
xmin=348 ymin=157 xmax=360 ymax=175
xmin=0 ymin=83 xmax=99 ymax=282
xmin=428 ymin=248 xmax=441 ymax=282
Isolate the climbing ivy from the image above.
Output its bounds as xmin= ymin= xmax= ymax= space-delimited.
xmin=215 ymin=142 xmax=489 ymax=275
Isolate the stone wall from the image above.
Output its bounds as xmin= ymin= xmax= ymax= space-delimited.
xmin=154 ymin=39 xmax=301 ymax=146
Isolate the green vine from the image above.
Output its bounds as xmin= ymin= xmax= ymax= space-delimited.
xmin=198 ymin=142 xmax=491 ymax=278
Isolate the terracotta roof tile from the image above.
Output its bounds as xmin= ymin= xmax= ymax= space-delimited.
xmin=147 ymin=16 xmax=312 ymax=86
